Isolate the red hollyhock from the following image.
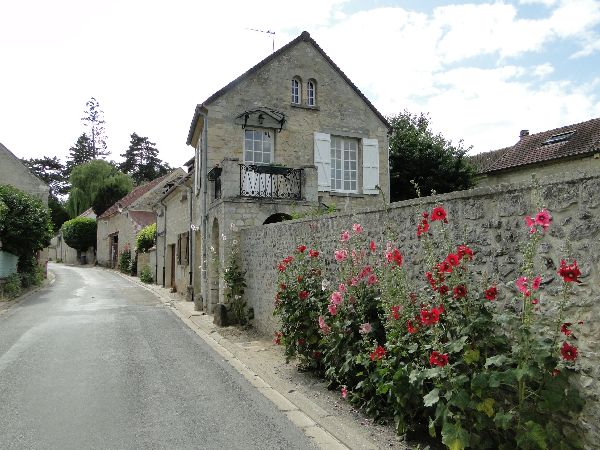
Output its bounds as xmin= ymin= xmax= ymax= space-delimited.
xmin=420 ymin=307 xmax=441 ymax=326
xmin=417 ymin=219 xmax=429 ymax=237
xmin=277 ymin=264 xmax=286 ymax=272
xmin=407 ymin=320 xmax=417 ymax=334
xmin=437 ymin=261 xmax=453 ymax=273
xmin=386 ymin=248 xmax=403 ymax=267
xmin=431 ymin=206 xmax=447 ymax=222
xmin=282 ymin=256 xmax=294 ymax=265
xmin=561 ymin=322 xmax=573 ymax=336
xmin=296 ymin=245 xmax=307 ymax=253
xmin=558 ymin=259 xmax=581 ymax=283
xmin=457 ymin=244 xmax=474 ymax=260
xmin=370 ymin=345 xmax=386 ymax=361
xmin=453 ymin=284 xmax=468 ymax=299
xmin=298 ymin=290 xmax=309 ymax=300
xmin=391 ymin=305 xmax=401 ymax=320
xmin=369 ymin=240 xmax=376 ymax=252
xmin=438 ymin=285 xmax=449 ymax=295
xmin=308 ymin=249 xmax=319 ymax=258
xmin=560 ymin=342 xmax=578 ymax=361
xmin=429 ymin=351 xmax=449 ymax=367
xmin=297 ymin=275 xmax=303 ymax=282
xmin=446 ymin=253 xmax=460 ymax=267
xmin=273 ymin=331 xmax=282 ymax=345
xmin=484 ymin=285 xmax=497 ymax=301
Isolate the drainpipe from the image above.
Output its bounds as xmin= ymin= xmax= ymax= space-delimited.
xmin=160 ymin=199 xmax=167 ymax=287
xmin=199 ymin=110 xmax=209 ymax=312
xmin=187 ymin=184 xmax=193 ymax=294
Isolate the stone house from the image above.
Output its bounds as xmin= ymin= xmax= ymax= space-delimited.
xmin=96 ymin=169 xmax=186 ymax=268
xmin=185 ymin=31 xmax=390 ymax=313
xmin=474 ymin=117 xmax=600 ymax=185
xmin=49 ymin=208 xmax=97 ymax=264
xmin=0 ymin=142 xmax=50 ymax=277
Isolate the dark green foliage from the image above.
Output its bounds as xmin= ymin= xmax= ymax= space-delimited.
xmin=0 ymin=274 xmax=21 ymax=300
xmin=118 ymin=248 xmax=132 ymax=274
xmin=388 ymin=111 xmax=476 ymax=202
xmin=0 ymin=185 xmax=53 ymax=273
xmin=223 ymin=254 xmax=248 ymax=325
xmin=136 ymin=223 xmax=156 ymax=253
xmin=139 ymin=265 xmax=153 ymax=283
xmin=91 ymin=180 xmax=131 ymax=217
xmin=65 ymin=134 xmax=96 ymax=177
xmin=81 ymin=97 xmax=109 ymax=159
xmin=119 ymin=133 xmax=170 ymax=185
xmin=21 ymin=155 xmax=69 ymax=197
xmin=61 ymin=217 xmax=97 ymax=253
xmin=48 ymin=197 xmax=70 ymax=231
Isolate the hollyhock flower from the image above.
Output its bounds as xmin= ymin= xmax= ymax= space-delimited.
xmin=359 ymin=265 xmax=373 ymax=278
xmin=309 ymin=249 xmax=319 ymax=258
xmin=531 ymin=298 xmax=539 ymax=305
xmin=328 ymin=303 xmax=338 ymax=315
xmin=297 ymin=275 xmax=303 ymax=283
xmin=535 ymin=209 xmax=552 ymax=231
xmin=370 ymin=345 xmax=386 ymax=361
xmin=532 ymin=275 xmax=542 ymax=290
xmin=446 ymin=253 xmax=460 ymax=267
xmin=283 ymin=256 xmax=294 ymax=265
xmin=296 ymin=244 xmax=307 ymax=253
xmin=525 ymin=216 xmax=536 ymax=234
xmin=431 ymin=206 xmax=447 ymax=222
xmin=561 ymin=322 xmax=573 ymax=336
xmin=391 ymin=305 xmax=401 ymax=320
xmin=367 ymin=274 xmax=378 ymax=285
xmin=338 ymin=283 xmax=347 ymax=293
xmin=516 ymin=276 xmax=531 ymax=296
xmin=359 ymin=323 xmax=372 ymax=334
xmin=349 ymin=277 xmax=359 ymax=286
xmin=352 ymin=223 xmax=363 ymax=234
xmin=558 ymin=259 xmax=581 ymax=283
xmin=417 ymin=219 xmax=429 ymax=237
xmin=330 ymin=291 xmax=343 ymax=305
xmin=437 ymin=261 xmax=453 ymax=273
xmin=369 ymin=240 xmax=376 ymax=252
xmin=340 ymin=230 xmax=350 ymax=242
xmin=298 ymin=290 xmax=309 ymax=300
xmin=313 ymin=351 xmax=322 ymax=359
xmin=420 ymin=307 xmax=441 ymax=326
xmin=341 ymin=386 xmax=348 ymax=399
xmin=386 ymin=248 xmax=403 ymax=267
xmin=429 ymin=351 xmax=449 ymax=367
xmin=438 ymin=285 xmax=449 ymax=296
xmin=273 ymin=331 xmax=282 ymax=345
xmin=551 ymin=369 xmax=561 ymax=377
xmin=278 ymin=263 xmax=286 ymax=272
xmin=279 ymin=283 xmax=287 ymax=290
xmin=407 ymin=320 xmax=417 ymax=334
xmin=484 ymin=285 xmax=498 ymax=301
xmin=298 ymin=338 xmax=305 ymax=346
xmin=453 ymin=284 xmax=467 ymax=299
xmin=319 ymin=316 xmax=331 ymax=335
xmin=334 ymin=249 xmax=348 ymax=262
xmin=560 ymin=342 xmax=578 ymax=361
xmin=457 ymin=245 xmax=474 ymax=261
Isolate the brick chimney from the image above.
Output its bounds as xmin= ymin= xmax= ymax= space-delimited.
xmin=520 ymin=129 xmax=530 ymax=138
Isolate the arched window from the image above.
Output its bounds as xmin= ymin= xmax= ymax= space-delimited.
xmin=291 ymin=78 xmax=301 ymax=104
xmin=307 ymin=79 xmax=316 ymax=106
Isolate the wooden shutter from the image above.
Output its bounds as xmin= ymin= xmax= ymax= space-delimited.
xmin=313 ymin=132 xmax=331 ymax=191
xmin=362 ymin=138 xmax=379 ymax=195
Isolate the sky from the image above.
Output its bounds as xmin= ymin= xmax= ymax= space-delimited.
xmin=1 ymin=0 xmax=599 ymax=169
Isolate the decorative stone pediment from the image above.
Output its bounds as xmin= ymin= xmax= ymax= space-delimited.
xmin=234 ymin=107 xmax=286 ymax=131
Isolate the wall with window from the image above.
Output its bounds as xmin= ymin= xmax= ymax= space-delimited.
xmin=202 ymin=38 xmax=389 ymax=212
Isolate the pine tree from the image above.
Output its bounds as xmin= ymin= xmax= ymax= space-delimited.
xmin=65 ymin=133 xmax=95 ymax=177
xmin=120 ymin=133 xmax=170 ymax=185
xmin=21 ymin=155 xmax=69 ymax=198
xmin=81 ymin=97 xmax=109 ymax=159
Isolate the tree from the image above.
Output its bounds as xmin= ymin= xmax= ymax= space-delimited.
xmin=91 ymin=180 xmax=131 ymax=217
xmin=136 ymin=223 xmax=156 ymax=253
xmin=388 ymin=111 xmax=476 ymax=202
xmin=21 ymin=156 xmax=69 ymax=198
xmin=0 ymin=185 xmax=53 ymax=273
xmin=65 ymin=133 xmax=95 ymax=177
xmin=81 ymin=97 xmax=109 ymax=159
xmin=61 ymin=217 xmax=97 ymax=262
xmin=120 ymin=133 xmax=170 ymax=185
xmin=48 ymin=197 xmax=70 ymax=232
xmin=65 ymin=160 xmax=133 ymax=217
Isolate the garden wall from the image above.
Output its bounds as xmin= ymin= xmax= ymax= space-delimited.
xmin=238 ymin=170 xmax=600 ymax=443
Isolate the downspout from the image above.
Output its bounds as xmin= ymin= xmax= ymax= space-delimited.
xmin=160 ymin=199 xmax=167 ymax=287
xmin=187 ymin=184 xmax=193 ymax=294
xmin=199 ymin=110 xmax=209 ymax=312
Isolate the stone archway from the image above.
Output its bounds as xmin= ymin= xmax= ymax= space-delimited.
xmin=209 ymin=218 xmax=220 ymax=313
xmin=263 ymin=213 xmax=292 ymax=225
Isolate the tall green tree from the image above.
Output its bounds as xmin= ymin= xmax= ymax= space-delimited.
xmin=65 ymin=133 xmax=95 ymax=177
xmin=81 ymin=97 xmax=109 ymax=159
xmin=66 ymin=160 xmax=133 ymax=217
xmin=120 ymin=133 xmax=170 ymax=185
xmin=388 ymin=110 xmax=476 ymax=202
xmin=21 ymin=156 xmax=68 ymax=197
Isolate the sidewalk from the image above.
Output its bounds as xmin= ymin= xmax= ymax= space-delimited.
xmin=127 ymin=274 xmax=408 ymax=450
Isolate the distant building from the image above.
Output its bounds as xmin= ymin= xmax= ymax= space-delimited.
xmin=49 ymin=208 xmax=97 ymax=265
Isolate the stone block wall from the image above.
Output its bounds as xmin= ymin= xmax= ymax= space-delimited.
xmin=238 ymin=171 xmax=600 ymax=443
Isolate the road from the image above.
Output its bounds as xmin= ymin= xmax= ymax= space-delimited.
xmin=0 ymin=263 xmax=316 ymax=450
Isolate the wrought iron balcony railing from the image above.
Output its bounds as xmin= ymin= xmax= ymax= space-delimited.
xmin=239 ymin=164 xmax=302 ymax=200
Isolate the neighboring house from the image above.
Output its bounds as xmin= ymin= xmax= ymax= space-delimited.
xmin=0 ymin=142 xmax=50 ymax=277
xmin=96 ymin=169 xmax=186 ymax=268
xmin=154 ymin=171 xmax=194 ymax=296
xmin=185 ymin=31 xmax=390 ymax=313
xmin=49 ymin=208 xmax=97 ymax=265
xmin=475 ymin=118 xmax=600 ymax=186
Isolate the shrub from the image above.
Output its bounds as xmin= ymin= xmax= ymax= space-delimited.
xmin=274 ymin=208 xmax=586 ymax=449
xmin=139 ymin=265 xmax=153 ymax=283
xmin=136 ymin=223 xmax=156 ymax=253
xmin=223 ymin=253 xmax=248 ymax=326
xmin=118 ymin=247 xmax=132 ymax=274
xmin=0 ymin=274 xmax=22 ymax=300
xmin=61 ymin=217 xmax=97 ymax=257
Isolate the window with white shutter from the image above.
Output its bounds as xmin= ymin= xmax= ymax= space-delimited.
xmin=362 ymin=138 xmax=379 ymax=194
xmin=313 ymin=132 xmax=331 ymax=191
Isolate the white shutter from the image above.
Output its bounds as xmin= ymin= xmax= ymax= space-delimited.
xmin=313 ymin=132 xmax=331 ymax=191
xmin=362 ymin=138 xmax=379 ymax=194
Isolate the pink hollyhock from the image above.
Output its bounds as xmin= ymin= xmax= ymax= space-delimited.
xmin=318 ymin=316 xmax=331 ymax=335
xmin=516 ymin=276 xmax=531 ymax=296
xmin=367 ymin=274 xmax=378 ymax=285
xmin=338 ymin=283 xmax=347 ymax=293
xmin=484 ymin=285 xmax=498 ymax=301
xmin=431 ymin=206 xmax=447 ymax=222
xmin=298 ymin=290 xmax=309 ymax=300
xmin=296 ymin=245 xmax=307 ymax=253
xmin=532 ymin=275 xmax=542 ymax=290
xmin=535 ymin=209 xmax=552 ymax=231
xmin=531 ymin=298 xmax=539 ymax=305
xmin=369 ymin=240 xmax=376 ymax=252
xmin=407 ymin=320 xmax=417 ymax=334
xmin=370 ymin=345 xmax=386 ymax=361
xmin=341 ymin=386 xmax=348 ymax=399
xmin=560 ymin=322 xmax=573 ymax=336
xmin=446 ymin=253 xmax=460 ymax=267
xmin=453 ymin=284 xmax=467 ymax=299
xmin=359 ymin=323 xmax=372 ymax=334
xmin=391 ymin=305 xmax=401 ymax=320
xmin=429 ymin=351 xmax=449 ymax=367
xmin=309 ymin=249 xmax=319 ymax=258
xmin=340 ymin=230 xmax=350 ymax=242
xmin=330 ymin=291 xmax=343 ymax=305
xmin=273 ymin=331 xmax=282 ymax=345
xmin=334 ymin=249 xmax=348 ymax=262
xmin=525 ymin=216 xmax=536 ymax=234
xmin=328 ymin=303 xmax=338 ymax=315
xmin=457 ymin=245 xmax=474 ymax=260
xmin=558 ymin=259 xmax=581 ymax=283
xmin=560 ymin=342 xmax=578 ymax=361
xmin=352 ymin=223 xmax=363 ymax=234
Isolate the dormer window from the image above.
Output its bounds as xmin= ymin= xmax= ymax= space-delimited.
xmin=307 ymin=79 xmax=316 ymax=106
xmin=291 ymin=78 xmax=301 ymax=104
xmin=542 ymin=130 xmax=575 ymax=145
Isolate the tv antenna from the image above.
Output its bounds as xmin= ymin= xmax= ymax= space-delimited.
xmin=248 ymin=28 xmax=275 ymax=53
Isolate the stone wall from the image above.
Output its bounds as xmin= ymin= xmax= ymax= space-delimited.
xmin=238 ymin=170 xmax=600 ymax=443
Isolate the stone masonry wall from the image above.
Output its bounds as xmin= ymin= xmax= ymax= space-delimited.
xmin=238 ymin=170 xmax=600 ymax=444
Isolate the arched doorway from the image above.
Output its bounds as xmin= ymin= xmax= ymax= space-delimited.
xmin=209 ymin=218 xmax=220 ymax=312
xmin=263 ymin=213 xmax=292 ymax=225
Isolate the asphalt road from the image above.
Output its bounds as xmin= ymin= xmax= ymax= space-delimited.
xmin=0 ymin=263 xmax=316 ymax=450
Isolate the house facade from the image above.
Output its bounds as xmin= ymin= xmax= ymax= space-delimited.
xmin=186 ymin=31 xmax=390 ymax=314
xmin=475 ymin=118 xmax=600 ymax=185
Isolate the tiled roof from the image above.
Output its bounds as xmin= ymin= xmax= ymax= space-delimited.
xmin=482 ymin=117 xmax=600 ymax=174
xmin=128 ymin=210 xmax=156 ymax=231
xmin=186 ymin=31 xmax=390 ymax=146
xmin=469 ymin=146 xmax=512 ymax=173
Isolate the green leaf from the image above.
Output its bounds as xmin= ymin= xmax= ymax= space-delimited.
xmin=516 ymin=421 xmax=547 ymax=449
xmin=423 ymin=388 xmax=440 ymax=407
xmin=464 ymin=348 xmax=480 ymax=365
xmin=447 ymin=335 xmax=469 ymax=353
xmin=493 ymin=410 xmax=513 ymax=429
xmin=429 ymin=417 xmax=437 ymax=438
xmin=441 ymin=421 xmax=470 ymax=450
xmin=476 ymin=398 xmax=495 ymax=418
xmin=485 ymin=355 xmax=508 ymax=368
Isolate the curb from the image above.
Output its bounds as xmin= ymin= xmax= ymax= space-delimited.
xmin=0 ymin=271 xmax=55 ymax=316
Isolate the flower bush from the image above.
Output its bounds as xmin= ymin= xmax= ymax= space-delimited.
xmin=274 ymin=208 xmax=586 ymax=449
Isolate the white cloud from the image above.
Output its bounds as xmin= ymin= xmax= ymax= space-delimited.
xmin=533 ymin=63 xmax=555 ymax=77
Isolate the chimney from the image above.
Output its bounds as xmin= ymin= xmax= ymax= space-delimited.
xmin=520 ymin=129 xmax=530 ymax=138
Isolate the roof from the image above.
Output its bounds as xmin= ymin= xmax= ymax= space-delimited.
xmin=0 ymin=142 xmax=49 ymax=191
xmin=98 ymin=173 xmax=172 ymax=219
xmin=128 ymin=210 xmax=156 ymax=231
xmin=481 ymin=117 xmax=600 ymax=174
xmin=469 ymin=146 xmax=512 ymax=173
xmin=186 ymin=31 xmax=391 ymax=146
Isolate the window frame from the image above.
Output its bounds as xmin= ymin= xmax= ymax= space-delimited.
xmin=307 ymin=79 xmax=316 ymax=106
xmin=291 ymin=78 xmax=301 ymax=104
xmin=243 ymin=128 xmax=274 ymax=165
xmin=330 ymin=135 xmax=358 ymax=193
